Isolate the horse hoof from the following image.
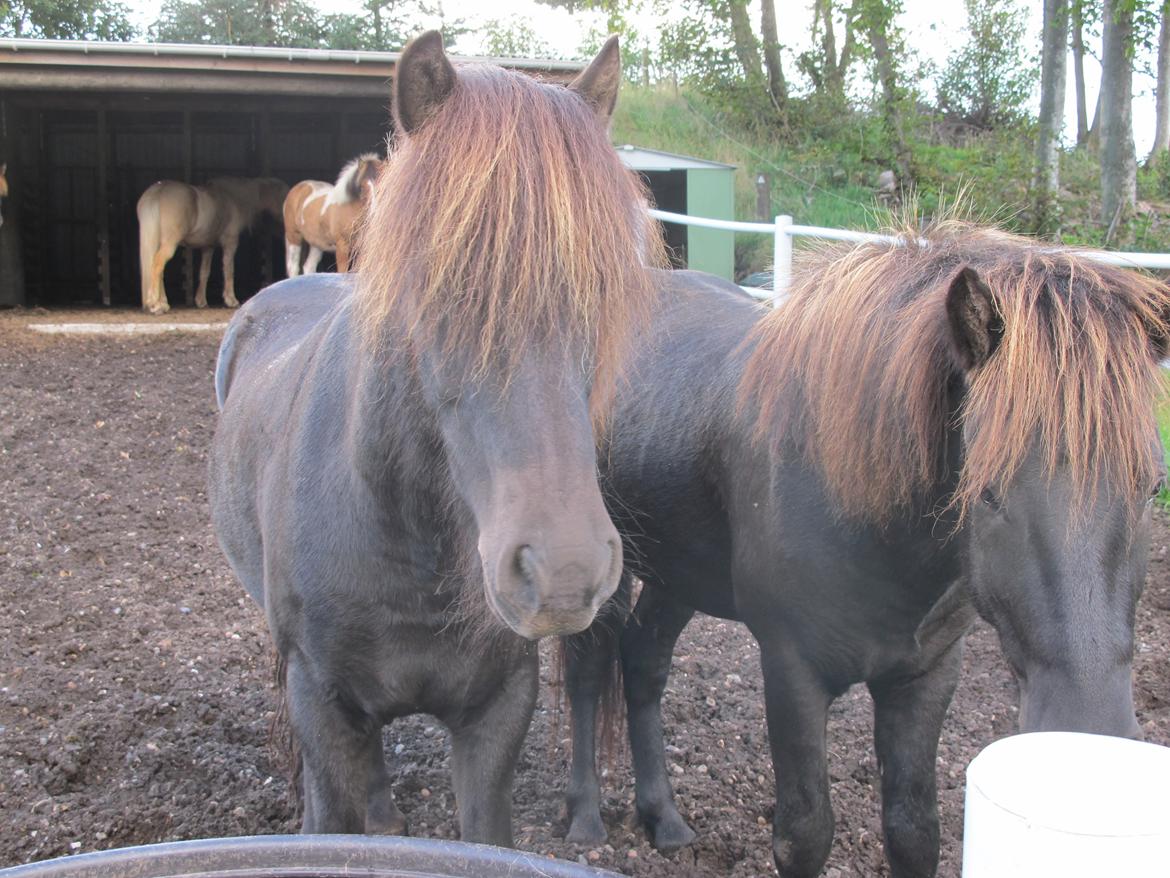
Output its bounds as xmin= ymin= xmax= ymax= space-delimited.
xmin=647 ymin=812 xmax=697 ymax=854
xmin=565 ymin=813 xmax=607 ymax=846
xmin=366 ymin=808 xmax=407 ymax=836
xmin=195 ymin=301 xmax=208 ymax=309
xmin=224 ymin=298 xmax=240 ymax=309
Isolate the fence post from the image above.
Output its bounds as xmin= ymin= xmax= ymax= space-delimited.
xmin=773 ymin=214 xmax=793 ymax=306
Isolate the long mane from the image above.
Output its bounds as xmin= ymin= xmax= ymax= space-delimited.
xmin=354 ymin=63 xmax=663 ymax=420
xmin=740 ymin=222 xmax=1170 ymax=522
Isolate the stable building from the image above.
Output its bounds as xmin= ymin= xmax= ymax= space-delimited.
xmin=0 ymin=39 xmax=581 ymax=309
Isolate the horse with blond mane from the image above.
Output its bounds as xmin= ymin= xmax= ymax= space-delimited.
xmin=563 ymin=224 xmax=1170 ymax=877
xmin=137 ymin=176 xmax=287 ymax=314
xmin=283 ymin=154 xmax=381 ymax=276
xmin=209 ymin=32 xmax=661 ymax=843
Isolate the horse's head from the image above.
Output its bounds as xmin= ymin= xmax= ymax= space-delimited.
xmin=357 ymin=32 xmax=660 ymax=639
xmin=356 ymin=157 xmax=381 ymax=202
xmin=945 ymin=260 xmax=1170 ymax=738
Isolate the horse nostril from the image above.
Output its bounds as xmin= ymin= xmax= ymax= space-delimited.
xmin=516 ymin=545 xmax=542 ymax=585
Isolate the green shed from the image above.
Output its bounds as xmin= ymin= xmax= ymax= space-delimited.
xmin=615 ymin=144 xmax=736 ymax=281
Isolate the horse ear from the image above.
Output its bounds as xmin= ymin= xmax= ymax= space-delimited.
xmin=946 ymin=266 xmax=1003 ymax=371
xmin=569 ymin=35 xmax=622 ymax=123
xmin=395 ymin=30 xmax=457 ymax=136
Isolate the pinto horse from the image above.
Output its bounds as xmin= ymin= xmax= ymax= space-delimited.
xmin=564 ymin=228 xmax=1170 ymax=877
xmin=208 ymin=32 xmax=661 ymax=844
xmin=283 ymin=153 xmax=381 ymax=276
xmin=137 ymin=176 xmax=287 ymax=314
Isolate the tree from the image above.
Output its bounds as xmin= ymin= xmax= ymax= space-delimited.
xmin=1 ymin=0 xmax=136 ymax=39
xmin=759 ymin=0 xmax=788 ymax=113
xmin=1100 ymin=0 xmax=1137 ymax=238
xmin=1148 ymin=0 xmax=1170 ymax=162
xmin=797 ymin=0 xmax=858 ymax=101
xmin=152 ymin=0 xmax=323 ymax=46
xmin=481 ymin=15 xmax=556 ymax=58
xmin=1032 ymin=0 xmax=1069 ymax=237
xmin=1071 ymin=0 xmax=1091 ymax=146
xmin=936 ymin=0 xmax=1034 ymax=130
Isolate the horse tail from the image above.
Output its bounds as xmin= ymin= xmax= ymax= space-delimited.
xmin=269 ymin=649 xmax=303 ymax=818
xmin=556 ymin=572 xmax=632 ymax=766
xmin=136 ymin=186 xmax=161 ymax=305
xmin=214 ymin=307 xmax=250 ymax=409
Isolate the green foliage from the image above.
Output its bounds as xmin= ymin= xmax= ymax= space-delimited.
xmin=936 ymin=0 xmax=1036 ymax=130
xmin=1 ymin=0 xmax=136 ymax=39
xmin=481 ymin=15 xmax=556 ymax=59
xmin=152 ymin=0 xmax=322 ymax=46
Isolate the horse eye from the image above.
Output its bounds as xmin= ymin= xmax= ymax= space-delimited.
xmin=980 ymin=487 xmax=1001 ymax=509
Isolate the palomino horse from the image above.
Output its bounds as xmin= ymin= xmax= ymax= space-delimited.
xmin=564 ymin=228 xmax=1170 ymax=877
xmin=208 ymin=33 xmax=661 ymax=844
xmin=0 ymin=162 xmax=7 ymax=229
xmin=137 ymin=176 xmax=287 ymax=314
xmin=283 ymin=153 xmax=381 ymax=275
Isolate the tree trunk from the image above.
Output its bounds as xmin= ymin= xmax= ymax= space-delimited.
xmin=760 ymin=0 xmax=788 ymax=113
xmin=1148 ymin=0 xmax=1170 ymax=163
xmin=1072 ymin=0 xmax=1089 ymax=146
xmin=1033 ymin=0 xmax=1069 ymax=237
xmin=1100 ymin=0 xmax=1137 ymax=237
xmin=817 ymin=0 xmax=857 ymax=99
xmin=727 ymin=0 xmax=762 ymax=85
xmin=864 ymin=6 xmax=908 ymax=179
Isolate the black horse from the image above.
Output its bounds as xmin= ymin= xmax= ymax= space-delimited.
xmin=209 ymin=32 xmax=662 ymax=844
xmin=565 ymin=227 xmax=1170 ymax=877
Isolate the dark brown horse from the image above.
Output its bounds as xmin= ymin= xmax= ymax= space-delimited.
xmin=209 ymin=32 xmax=662 ymax=844
xmin=564 ymin=225 xmax=1170 ymax=877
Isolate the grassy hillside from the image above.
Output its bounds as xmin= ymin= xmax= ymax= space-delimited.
xmin=612 ymin=83 xmax=1170 ymax=277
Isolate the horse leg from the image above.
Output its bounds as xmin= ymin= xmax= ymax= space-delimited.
xmin=758 ymin=640 xmax=834 ymax=878
xmin=563 ymin=573 xmax=632 ymax=844
xmin=867 ymin=639 xmax=963 ymax=878
xmin=448 ymin=649 xmax=538 ymax=847
xmin=222 ymin=236 xmax=240 ymax=308
xmin=621 ymin=585 xmax=697 ymax=852
xmin=303 ymin=246 xmax=324 ymax=274
xmin=335 ymin=241 xmax=350 ymax=273
xmin=285 ymin=241 xmax=303 ymax=278
xmin=195 ymin=247 xmax=213 ymax=309
xmin=285 ymin=653 xmax=370 ymax=833
xmin=365 ymin=731 xmax=408 ymax=835
xmin=148 ymin=242 xmax=178 ymax=315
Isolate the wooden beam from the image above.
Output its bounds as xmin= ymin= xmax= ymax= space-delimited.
xmin=97 ymin=105 xmax=110 ymax=306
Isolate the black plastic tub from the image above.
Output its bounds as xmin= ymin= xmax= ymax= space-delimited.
xmin=0 ymin=835 xmax=622 ymax=878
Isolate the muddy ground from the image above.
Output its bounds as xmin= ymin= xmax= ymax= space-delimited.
xmin=1 ymin=309 xmax=1167 ymax=877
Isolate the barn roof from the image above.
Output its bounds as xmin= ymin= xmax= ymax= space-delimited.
xmin=0 ymin=38 xmax=584 ymax=98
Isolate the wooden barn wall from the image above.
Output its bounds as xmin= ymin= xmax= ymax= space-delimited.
xmin=8 ymin=91 xmax=390 ymax=308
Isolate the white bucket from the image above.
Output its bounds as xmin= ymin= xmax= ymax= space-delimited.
xmin=962 ymin=732 xmax=1170 ymax=877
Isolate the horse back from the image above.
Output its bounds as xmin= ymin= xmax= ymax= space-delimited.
xmin=215 ymin=273 xmax=351 ymax=409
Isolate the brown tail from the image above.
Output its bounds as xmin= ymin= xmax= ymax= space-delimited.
xmin=269 ymin=650 xmax=303 ymax=818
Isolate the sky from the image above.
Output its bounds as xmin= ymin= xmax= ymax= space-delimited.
xmin=124 ymin=0 xmax=1160 ymax=155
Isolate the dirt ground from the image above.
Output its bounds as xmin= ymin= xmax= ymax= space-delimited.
xmin=1 ymin=309 xmax=1167 ymax=878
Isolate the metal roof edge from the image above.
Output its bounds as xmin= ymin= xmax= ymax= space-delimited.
xmin=616 ymin=143 xmax=737 ymax=170
xmin=0 ymin=38 xmax=585 ymax=73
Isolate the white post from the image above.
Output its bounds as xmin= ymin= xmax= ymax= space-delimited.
xmin=773 ymin=214 xmax=793 ymax=307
